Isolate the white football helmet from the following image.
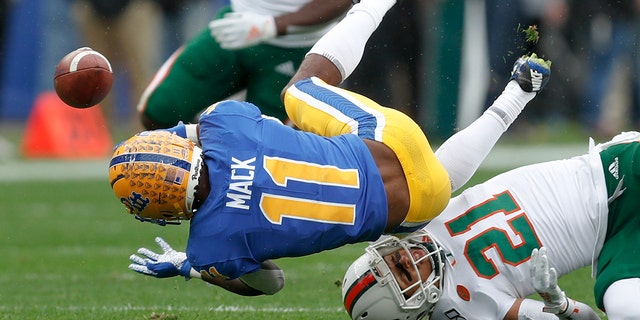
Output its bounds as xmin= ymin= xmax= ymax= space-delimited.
xmin=342 ymin=231 xmax=445 ymax=320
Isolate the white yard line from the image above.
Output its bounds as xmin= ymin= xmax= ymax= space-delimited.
xmin=0 ymin=159 xmax=108 ymax=181
xmin=0 ymin=304 xmax=345 ymax=313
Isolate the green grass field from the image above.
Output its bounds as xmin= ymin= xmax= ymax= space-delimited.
xmin=0 ymin=169 xmax=606 ymax=319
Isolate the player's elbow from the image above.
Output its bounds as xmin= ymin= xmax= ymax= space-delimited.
xmin=262 ymin=273 xmax=285 ymax=295
xmin=239 ymin=268 xmax=285 ymax=295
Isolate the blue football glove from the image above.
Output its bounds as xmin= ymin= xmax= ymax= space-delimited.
xmin=129 ymin=237 xmax=193 ymax=280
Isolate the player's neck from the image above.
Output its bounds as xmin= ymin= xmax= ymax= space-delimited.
xmin=193 ymin=163 xmax=210 ymax=212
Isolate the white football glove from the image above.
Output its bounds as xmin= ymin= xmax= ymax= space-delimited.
xmin=209 ymin=12 xmax=277 ymax=50
xmin=129 ymin=237 xmax=193 ymax=280
xmin=530 ymin=247 xmax=568 ymax=314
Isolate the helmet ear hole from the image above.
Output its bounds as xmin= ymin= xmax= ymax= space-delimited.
xmin=427 ymin=287 xmax=440 ymax=303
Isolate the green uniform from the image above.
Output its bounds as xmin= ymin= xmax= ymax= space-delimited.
xmin=138 ymin=6 xmax=309 ymax=126
xmin=595 ymin=139 xmax=640 ymax=309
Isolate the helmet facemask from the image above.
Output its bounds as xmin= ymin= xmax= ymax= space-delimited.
xmin=368 ymin=232 xmax=444 ymax=312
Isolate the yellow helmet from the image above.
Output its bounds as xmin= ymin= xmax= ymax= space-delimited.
xmin=109 ymin=131 xmax=204 ymax=225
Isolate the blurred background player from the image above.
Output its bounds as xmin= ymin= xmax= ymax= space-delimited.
xmin=136 ymin=0 xmax=352 ymax=129
xmin=0 ymin=0 xmax=13 ymax=158
xmin=70 ymin=0 xmax=163 ymax=129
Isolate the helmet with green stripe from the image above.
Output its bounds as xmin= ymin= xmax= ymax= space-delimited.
xmin=109 ymin=131 xmax=203 ymax=225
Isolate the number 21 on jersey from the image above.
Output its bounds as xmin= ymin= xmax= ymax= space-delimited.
xmin=444 ymin=191 xmax=542 ymax=278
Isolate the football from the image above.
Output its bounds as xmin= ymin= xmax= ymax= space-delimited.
xmin=53 ymin=47 xmax=113 ymax=109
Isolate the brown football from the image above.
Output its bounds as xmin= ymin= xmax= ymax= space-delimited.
xmin=53 ymin=47 xmax=113 ymax=109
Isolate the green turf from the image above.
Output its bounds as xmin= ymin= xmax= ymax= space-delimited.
xmin=0 ymin=170 xmax=606 ymax=319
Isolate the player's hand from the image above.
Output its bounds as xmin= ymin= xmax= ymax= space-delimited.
xmin=209 ymin=12 xmax=277 ymax=50
xmin=128 ymin=237 xmax=192 ymax=279
xmin=530 ymin=247 xmax=567 ymax=314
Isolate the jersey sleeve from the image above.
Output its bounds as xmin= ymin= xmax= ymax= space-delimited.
xmin=190 ymin=258 xmax=262 ymax=280
xmin=199 ymin=100 xmax=263 ymax=123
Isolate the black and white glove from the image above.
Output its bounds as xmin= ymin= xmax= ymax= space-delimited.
xmin=129 ymin=237 xmax=193 ymax=280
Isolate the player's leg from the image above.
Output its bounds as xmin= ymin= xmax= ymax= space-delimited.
xmin=602 ymin=278 xmax=640 ymax=319
xmin=137 ymin=6 xmax=245 ymax=129
xmin=435 ymin=54 xmax=551 ymax=191
xmin=282 ymin=0 xmax=396 ymax=95
xmin=284 ymin=77 xmax=450 ymax=230
xmin=116 ymin=0 xmax=162 ymax=128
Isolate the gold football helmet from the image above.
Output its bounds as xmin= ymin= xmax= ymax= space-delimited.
xmin=109 ymin=131 xmax=204 ymax=225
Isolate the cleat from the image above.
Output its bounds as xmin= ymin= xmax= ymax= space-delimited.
xmin=510 ymin=53 xmax=551 ymax=93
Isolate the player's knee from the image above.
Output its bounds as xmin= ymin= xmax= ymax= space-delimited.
xmin=603 ymin=278 xmax=640 ymax=319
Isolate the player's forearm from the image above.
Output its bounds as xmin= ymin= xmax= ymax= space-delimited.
xmin=508 ymin=299 xmax=556 ymax=320
xmin=512 ymin=298 xmax=600 ymax=320
xmin=200 ymin=275 xmax=267 ymax=296
xmin=555 ymin=297 xmax=601 ymax=320
xmin=197 ymin=260 xmax=285 ymax=296
xmin=274 ymin=0 xmax=352 ymax=35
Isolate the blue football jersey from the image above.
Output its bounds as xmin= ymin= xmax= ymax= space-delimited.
xmin=186 ymin=100 xmax=388 ymax=279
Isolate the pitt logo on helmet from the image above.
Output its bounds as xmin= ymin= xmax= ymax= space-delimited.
xmin=109 ymin=131 xmax=203 ymax=225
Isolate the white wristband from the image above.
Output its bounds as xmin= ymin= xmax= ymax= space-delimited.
xmin=517 ymin=299 xmax=561 ymax=320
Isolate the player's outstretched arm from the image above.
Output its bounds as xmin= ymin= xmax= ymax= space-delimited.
xmin=128 ymin=237 xmax=198 ymax=279
xmin=128 ymin=237 xmax=284 ymax=296
xmin=273 ymin=0 xmax=352 ymax=35
xmin=201 ymin=260 xmax=285 ymax=296
xmin=209 ymin=0 xmax=351 ymax=50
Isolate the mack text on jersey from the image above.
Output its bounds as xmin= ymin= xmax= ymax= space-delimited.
xmin=226 ymin=157 xmax=256 ymax=210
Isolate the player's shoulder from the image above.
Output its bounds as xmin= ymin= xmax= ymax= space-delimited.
xmin=200 ymin=100 xmax=262 ymax=120
xmin=593 ymin=131 xmax=640 ymax=152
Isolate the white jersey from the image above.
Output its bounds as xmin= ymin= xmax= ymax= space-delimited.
xmin=427 ymin=149 xmax=609 ymax=319
xmin=230 ymin=0 xmax=344 ymax=48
